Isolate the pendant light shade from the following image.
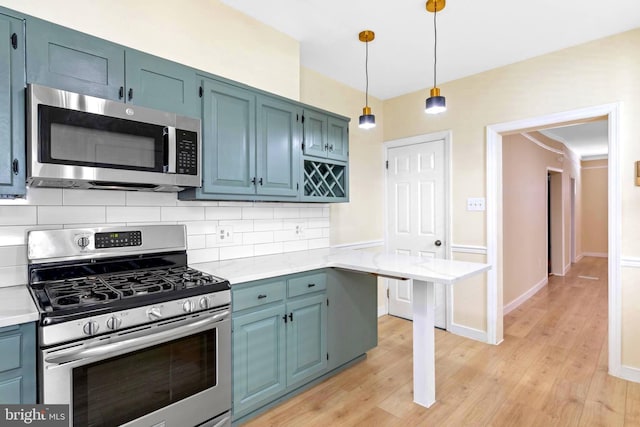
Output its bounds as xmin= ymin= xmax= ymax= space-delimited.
xmin=358 ymin=30 xmax=376 ymax=129
xmin=425 ymin=0 xmax=446 ymax=115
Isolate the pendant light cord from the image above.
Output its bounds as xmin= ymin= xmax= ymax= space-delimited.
xmin=365 ymin=39 xmax=370 ymax=107
xmin=433 ymin=2 xmax=438 ymax=89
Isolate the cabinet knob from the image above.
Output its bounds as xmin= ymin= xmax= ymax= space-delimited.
xmin=257 ymin=294 xmax=267 ymax=299
xmin=308 ymin=283 xmax=315 ymax=288
xmin=128 ymin=88 xmax=133 ymax=101
xmin=119 ymin=86 xmax=124 ymax=99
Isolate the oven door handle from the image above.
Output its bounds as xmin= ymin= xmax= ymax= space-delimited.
xmin=45 ymin=310 xmax=229 ymax=365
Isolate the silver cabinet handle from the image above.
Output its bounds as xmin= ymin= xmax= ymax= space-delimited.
xmin=45 ymin=310 xmax=229 ymax=365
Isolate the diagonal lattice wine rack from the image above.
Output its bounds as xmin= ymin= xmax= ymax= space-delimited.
xmin=303 ymin=160 xmax=346 ymax=198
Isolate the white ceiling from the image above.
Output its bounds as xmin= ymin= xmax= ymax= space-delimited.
xmin=540 ymin=120 xmax=608 ymax=160
xmin=220 ymin=0 xmax=640 ymax=100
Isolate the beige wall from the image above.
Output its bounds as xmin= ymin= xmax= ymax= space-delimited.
xmin=0 ymin=0 xmax=301 ymax=100
xmin=581 ymin=159 xmax=608 ymax=255
xmin=384 ymin=29 xmax=640 ymax=368
xmin=502 ymin=132 xmax=581 ymax=307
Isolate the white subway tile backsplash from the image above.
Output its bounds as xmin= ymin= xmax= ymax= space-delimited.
xmin=64 ymin=189 xmax=126 ymax=206
xmin=283 ymin=240 xmax=309 ymax=252
xmin=187 ymin=235 xmax=206 ymax=250
xmin=308 ymin=238 xmax=330 ymax=250
xmin=219 ymin=245 xmax=254 ymax=261
xmin=254 ymin=242 xmax=284 ymax=256
xmin=0 ymin=206 xmax=38 ymax=226
xmin=0 ymin=265 xmax=28 ymax=288
xmin=161 ymin=207 xmax=205 ymax=222
xmin=253 ymin=220 xmax=283 ymax=232
xmin=187 ymin=247 xmax=220 ymax=264
xmin=180 ymin=221 xmax=217 ymax=235
xmin=205 ymin=207 xmax=242 ymax=220
xmin=0 ymin=186 xmax=332 ymax=271
xmin=126 ymin=192 xmax=177 ymax=207
xmin=242 ymin=231 xmax=274 ymax=245
xmin=27 ymin=188 xmax=62 ymax=205
xmin=38 ymin=206 xmax=105 ymax=225
xmin=0 ymin=245 xmax=27 ymax=267
xmin=106 ymin=207 xmax=160 ymax=223
xmin=242 ymin=207 xmax=274 ymax=220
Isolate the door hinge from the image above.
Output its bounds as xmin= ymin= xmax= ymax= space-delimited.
xmin=386 ymin=288 xmax=390 ymax=299
xmin=199 ymin=86 xmax=203 ymax=98
xmin=12 ymin=159 xmax=19 ymax=175
xmin=296 ymin=182 xmax=299 ymax=190
xmin=326 ymin=353 xmax=329 ymax=361
xmin=385 ymin=160 xmax=389 ymax=170
xmin=326 ymin=299 xmax=329 ymax=306
xmin=296 ymin=113 xmax=299 ymax=122
xmin=301 ymin=115 xmax=305 ymax=124
xmin=301 ymin=142 xmax=305 ymax=150
xmin=10 ymin=33 xmax=18 ymax=50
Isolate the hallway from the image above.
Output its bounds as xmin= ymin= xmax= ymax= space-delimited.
xmin=244 ymin=257 xmax=640 ymax=426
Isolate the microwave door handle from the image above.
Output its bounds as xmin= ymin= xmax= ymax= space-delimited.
xmin=165 ymin=126 xmax=177 ymax=174
xmin=45 ymin=310 xmax=230 ymax=365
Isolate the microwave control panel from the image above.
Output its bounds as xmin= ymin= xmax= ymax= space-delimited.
xmin=176 ymin=130 xmax=198 ymax=175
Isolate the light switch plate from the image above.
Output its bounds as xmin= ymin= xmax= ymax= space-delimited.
xmin=467 ymin=197 xmax=485 ymax=211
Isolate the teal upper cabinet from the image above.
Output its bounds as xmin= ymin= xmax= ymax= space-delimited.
xmin=180 ymin=78 xmax=301 ymax=201
xmin=0 ymin=323 xmax=36 ymax=404
xmin=26 ymin=17 xmax=196 ymax=117
xmin=302 ymin=108 xmax=349 ymax=162
xmin=26 ymin=17 xmax=124 ymax=101
xmin=199 ymin=78 xmax=256 ymax=196
xmin=256 ymin=96 xmax=301 ymax=198
xmin=124 ymin=50 xmax=197 ymax=118
xmin=0 ymin=12 xmax=25 ymax=199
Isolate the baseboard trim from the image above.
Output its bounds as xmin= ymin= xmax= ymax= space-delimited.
xmin=332 ymin=240 xmax=384 ymax=250
xmin=503 ymin=276 xmax=548 ymax=315
xmin=451 ymin=244 xmax=487 ymax=255
xmin=448 ymin=322 xmax=488 ymax=343
xmin=582 ymin=252 xmax=608 ymax=258
xmin=621 ymin=257 xmax=640 ymax=268
xmin=575 ymin=254 xmax=584 ymax=262
xmin=617 ymin=364 xmax=640 ymax=383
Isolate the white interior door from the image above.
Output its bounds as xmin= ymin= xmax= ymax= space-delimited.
xmin=386 ymin=139 xmax=447 ymax=328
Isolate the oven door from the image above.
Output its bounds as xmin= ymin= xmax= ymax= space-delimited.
xmin=40 ymin=308 xmax=231 ymax=427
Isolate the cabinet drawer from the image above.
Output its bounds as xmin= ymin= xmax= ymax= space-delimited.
xmin=0 ymin=334 xmax=21 ymax=373
xmin=288 ymin=272 xmax=326 ymax=298
xmin=233 ymin=280 xmax=285 ymax=312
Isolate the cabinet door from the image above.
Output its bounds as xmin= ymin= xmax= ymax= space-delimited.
xmin=0 ymin=13 xmax=25 ymax=199
xmin=302 ymin=109 xmax=327 ymax=158
xmin=201 ymin=79 xmax=256 ymax=195
xmin=327 ymin=117 xmax=349 ymax=161
xmin=256 ymin=96 xmax=301 ymax=198
xmin=233 ymin=305 xmax=286 ymax=417
xmin=26 ymin=17 xmax=124 ymax=100
xmin=125 ymin=50 xmax=197 ymax=117
xmin=286 ymin=293 xmax=327 ymax=388
xmin=0 ymin=323 xmax=36 ymax=404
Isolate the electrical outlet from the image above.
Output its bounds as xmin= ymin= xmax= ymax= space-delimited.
xmin=217 ymin=226 xmax=234 ymax=243
xmin=467 ymin=197 xmax=485 ymax=211
xmin=295 ymin=223 xmax=305 ymax=238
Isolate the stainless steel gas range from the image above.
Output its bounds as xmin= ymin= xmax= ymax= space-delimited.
xmin=27 ymin=225 xmax=231 ymax=427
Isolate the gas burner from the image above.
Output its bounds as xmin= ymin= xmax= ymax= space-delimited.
xmin=46 ymin=278 xmax=120 ymax=309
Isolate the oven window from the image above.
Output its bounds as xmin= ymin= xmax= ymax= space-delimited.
xmin=72 ymin=329 xmax=217 ymax=426
xmin=39 ymin=105 xmax=165 ymax=172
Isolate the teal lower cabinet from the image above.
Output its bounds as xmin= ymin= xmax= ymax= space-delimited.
xmin=0 ymin=322 xmax=36 ymax=404
xmin=232 ymin=269 xmax=377 ymax=424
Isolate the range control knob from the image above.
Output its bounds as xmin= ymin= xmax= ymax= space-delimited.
xmin=147 ymin=307 xmax=162 ymax=320
xmin=182 ymin=300 xmax=194 ymax=313
xmin=106 ymin=316 xmax=122 ymax=330
xmin=77 ymin=236 xmax=90 ymax=249
xmin=199 ymin=297 xmax=210 ymax=309
xmin=83 ymin=321 xmax=99 ymax=336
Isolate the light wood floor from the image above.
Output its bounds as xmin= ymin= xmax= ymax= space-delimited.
xmin=244 ymin=257 xmax=640 ymax=426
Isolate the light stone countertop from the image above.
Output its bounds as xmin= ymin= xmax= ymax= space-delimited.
xmin=191 ymin=247 xmax=491 ymax=285
xmin=0 ymin=285 xmax=39 ymax=328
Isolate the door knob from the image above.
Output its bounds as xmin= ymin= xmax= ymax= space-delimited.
xmin=434 ymin=240 xmax=442 ymax=247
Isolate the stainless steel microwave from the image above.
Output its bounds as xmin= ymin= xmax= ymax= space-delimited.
xmin=27 ymin=84 xmax=201 ymax=192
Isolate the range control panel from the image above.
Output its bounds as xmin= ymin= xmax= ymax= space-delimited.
xmin=95 ymin=231 xmax=142 ymax=249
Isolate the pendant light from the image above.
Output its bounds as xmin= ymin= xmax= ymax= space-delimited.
xmin=425 ymin=0 xmax=446 ymax=114
xmin=358 ymin=30 xmax=376 ymax=129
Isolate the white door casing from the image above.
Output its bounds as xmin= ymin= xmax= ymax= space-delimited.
xmin=384 ymin=133 xmax=450 ymax=328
